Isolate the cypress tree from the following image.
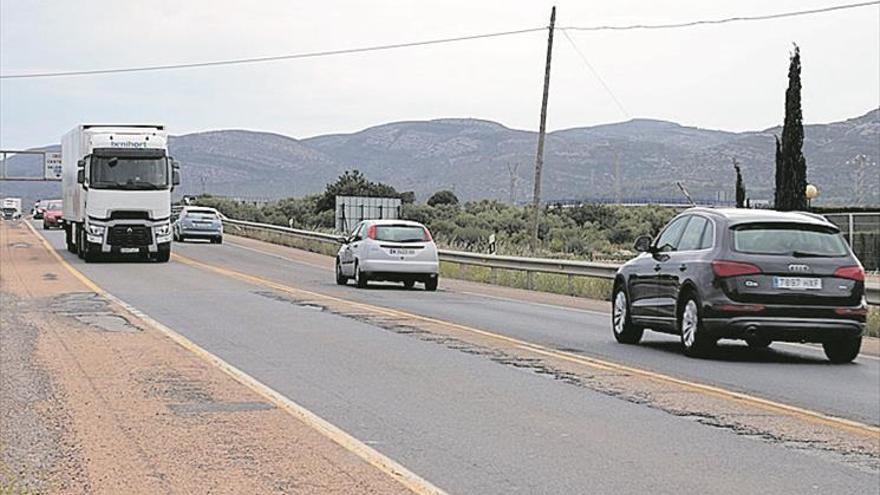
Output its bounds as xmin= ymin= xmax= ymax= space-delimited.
xmin=733 ymin=158 xmax=746 ymax=208
xmin=774 ymin=45 xmax=808 ymax=211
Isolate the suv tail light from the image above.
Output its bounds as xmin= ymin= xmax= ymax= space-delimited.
xmin=833 ymin=265 xmax=865 ymax=281
xmin=366 ymin=225 xmax=377 ymax=240
xmin=712 ymin=260 xmax=762 ymax=278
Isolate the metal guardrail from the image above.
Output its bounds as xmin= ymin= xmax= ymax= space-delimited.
xmin=223 ymin=218 xmax=879 ymax=305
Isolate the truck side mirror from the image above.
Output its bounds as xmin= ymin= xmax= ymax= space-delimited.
xmin=77 ymin=159 xmax=86 ymax=168
xmin=171 ymin=159 xmax=180 ymax=186
xmin=76 ymin=169 xmax=85 ymax=184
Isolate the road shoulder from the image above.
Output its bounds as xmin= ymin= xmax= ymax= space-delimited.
xmin=0 ymin=221 xmax=416 ymax=494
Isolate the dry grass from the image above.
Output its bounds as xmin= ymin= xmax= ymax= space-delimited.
xmin=867 ymin=306 xmax=879 ymax=338
xmin=440 ymin=262 xmax=613 ymax=301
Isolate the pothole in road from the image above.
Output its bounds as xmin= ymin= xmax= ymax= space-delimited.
xmin=48 ymin=292 xmax=141 ymax=333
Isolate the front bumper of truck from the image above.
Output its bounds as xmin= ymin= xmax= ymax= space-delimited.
xmin=86 ymin=218 xmax=172 ymax=253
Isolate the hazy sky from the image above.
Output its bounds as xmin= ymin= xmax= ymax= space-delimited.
xmin=1 ymin=0 xmax=878 ymax=150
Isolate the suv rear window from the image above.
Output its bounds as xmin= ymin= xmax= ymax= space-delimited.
xmin=732 ymin=223 xmax=849 ymax=257
xmin=374 ymin=225 xmax=430 ymax=243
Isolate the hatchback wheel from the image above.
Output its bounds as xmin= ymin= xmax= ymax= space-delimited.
xmin=335 ymin=260 xmax=348 ymax=286
xmin=355 ymin=262 xmax=369 ymax=288
xmin=424 ymin=276 xmax=438 ymax=292
xmin=680 ymin=296 xmax=714 ymax=357
xmin=403 ymin=280 xmax=415 ymax=289
xmin=823 ymin=337 xmax=861 ymax=364
xmin=611 ymin=287 xmax=643 ymax=344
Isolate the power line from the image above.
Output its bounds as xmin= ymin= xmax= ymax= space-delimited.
xmin=0 ymin=27 xmax=546 ymax=80
xmin=3 ymin=1 xmax=876 ymax=80
xmin=561 ymin=30 xmax=629 ymax=119
xmin=560 ymin=0 xmax=879 ymax=31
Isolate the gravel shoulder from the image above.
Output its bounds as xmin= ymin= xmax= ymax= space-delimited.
xmin=0 ymin=221 xmax=414 ymax=495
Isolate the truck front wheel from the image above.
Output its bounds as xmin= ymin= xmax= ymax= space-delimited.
xmin=78 ymin=227 xmax=100 ymax=263
xmin=155 ymin=243 xmax=171 ymax=263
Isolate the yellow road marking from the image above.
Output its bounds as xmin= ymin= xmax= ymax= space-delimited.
xmin=171 ymin=251 xmax=880 ymax=439
xmin=23 ymin=222 xmax=446 ymax=495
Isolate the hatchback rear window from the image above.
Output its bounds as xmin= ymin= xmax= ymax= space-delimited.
xmin=373 ymin=225 xmax=430 ymax=243
xmin=732 ymin=223 xmax=849 ymax=257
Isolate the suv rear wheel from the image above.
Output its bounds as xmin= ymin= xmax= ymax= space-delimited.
xmin=612 ymin=286 xmax=643 ymax=344
xmin=680 ymin=296 xmax=714 ymax=357
xmin=823 ymin=337 xmax=861 ymax=364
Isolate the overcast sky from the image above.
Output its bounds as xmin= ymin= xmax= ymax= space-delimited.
xmin=1 ymin=0 xmax=878 ymax=150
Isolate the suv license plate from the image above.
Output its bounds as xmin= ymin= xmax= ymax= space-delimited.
xmin=773 ymin=276 xmax=822 ymax=290
xmin=389 ymin=248 xmax=415 ymax=256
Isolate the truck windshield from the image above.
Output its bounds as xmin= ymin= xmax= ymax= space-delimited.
xmin=91 ymin=156 xmax=168 ymax=190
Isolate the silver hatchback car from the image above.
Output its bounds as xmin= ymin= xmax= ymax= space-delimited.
xmin=172 ymin=206 xmax=223 ymax=244
xmin=336 ymin=219 xmax=440 ymax=290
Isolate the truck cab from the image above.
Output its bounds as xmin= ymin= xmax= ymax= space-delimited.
xmin=62 ymin=125 xmax=180 ymax=262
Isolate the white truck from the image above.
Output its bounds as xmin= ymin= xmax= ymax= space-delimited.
xmin=62 ymin=124 xmax=180 ymax=262
xmin=1 ymin=197 xmax=22 ymax=220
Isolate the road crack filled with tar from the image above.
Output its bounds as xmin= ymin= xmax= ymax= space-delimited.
xmin=254 ymin=289 xmax=880 ymax=473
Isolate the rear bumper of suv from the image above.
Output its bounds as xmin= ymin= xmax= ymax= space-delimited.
xmin=703 ymin=316 xmax=864 ymax=342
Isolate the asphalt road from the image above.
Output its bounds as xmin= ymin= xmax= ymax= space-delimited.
xmin=35 ymin=226 xmax=880 ymax=494
xmin=176 ymin=234 xmax=880 ymax=426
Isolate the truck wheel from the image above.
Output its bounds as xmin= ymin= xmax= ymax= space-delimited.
xmin=77 ymin=226 xmax=86 ymax=259
xmin=823 ymin=337 xmax=861 ymax=364
xmin=155 ymin=244 xmax=171 ymax=263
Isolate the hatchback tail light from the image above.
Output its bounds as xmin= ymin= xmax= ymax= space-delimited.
xmin=423 ymin=228 xmax=433 ymax=242
xmin=833 ymin=265 xmax=865 ymax=282
xmin=366 ymin=225 xmax=377 ymax=240
xmin=712 ymin=260 xmax=762 ymax=278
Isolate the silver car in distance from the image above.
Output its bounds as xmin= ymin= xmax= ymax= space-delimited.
xmin=335 ymin=219 xmax=440 ymax=291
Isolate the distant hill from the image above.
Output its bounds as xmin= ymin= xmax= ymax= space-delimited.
xmin=3 ymin=109 xmax=878 ymax=207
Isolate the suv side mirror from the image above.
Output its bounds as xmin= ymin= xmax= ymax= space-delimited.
xmin=76 ymin=168 xmax=85 ymax=184
xmin=633 ymin=235 xmax=653 ymax=253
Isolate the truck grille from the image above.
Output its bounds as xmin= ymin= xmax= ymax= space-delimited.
xmin=108 ymin=225 xmax=151 ymax=247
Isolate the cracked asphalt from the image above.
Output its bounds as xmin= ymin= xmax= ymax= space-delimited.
xmin=19 ymin=223 xmax=880 ymax=494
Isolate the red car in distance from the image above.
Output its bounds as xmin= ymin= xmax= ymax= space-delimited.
xmin=42 ymin=200 xmax=63 ymax=229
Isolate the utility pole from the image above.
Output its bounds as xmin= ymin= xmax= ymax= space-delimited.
xmin=506 ymin=161 xmax=521 ymax=204
xmin=529 ymin=6 xmax=556 ymax=253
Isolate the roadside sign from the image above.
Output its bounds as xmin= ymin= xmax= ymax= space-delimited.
xmin=44 ymin=152 xmax=62 ymax=180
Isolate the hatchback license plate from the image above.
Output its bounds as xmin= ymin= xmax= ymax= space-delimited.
xmin=773 ymin=276 xmax=822 ymax=290
xmin=388 ymin=248 xmax=415 ymax=256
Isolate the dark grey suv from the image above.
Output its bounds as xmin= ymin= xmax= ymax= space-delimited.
xmin=612 ymin=208 xmax=867 ymax=363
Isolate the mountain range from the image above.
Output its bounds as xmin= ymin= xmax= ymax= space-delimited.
xmin=3 ymin=108 xmax=878 ymax=207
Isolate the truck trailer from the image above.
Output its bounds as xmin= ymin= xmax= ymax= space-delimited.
xmin=62 ymin=124 xmax=180 ymax=262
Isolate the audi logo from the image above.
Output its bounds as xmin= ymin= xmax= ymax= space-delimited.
xmin=788 ymin=264 xmax=811 ymax=273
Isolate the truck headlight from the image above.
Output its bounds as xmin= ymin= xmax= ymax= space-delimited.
xmin=154 ymin=223 xmax=171 ymax=236
xmin=87 ymin=224 xmax=105 ymax=236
